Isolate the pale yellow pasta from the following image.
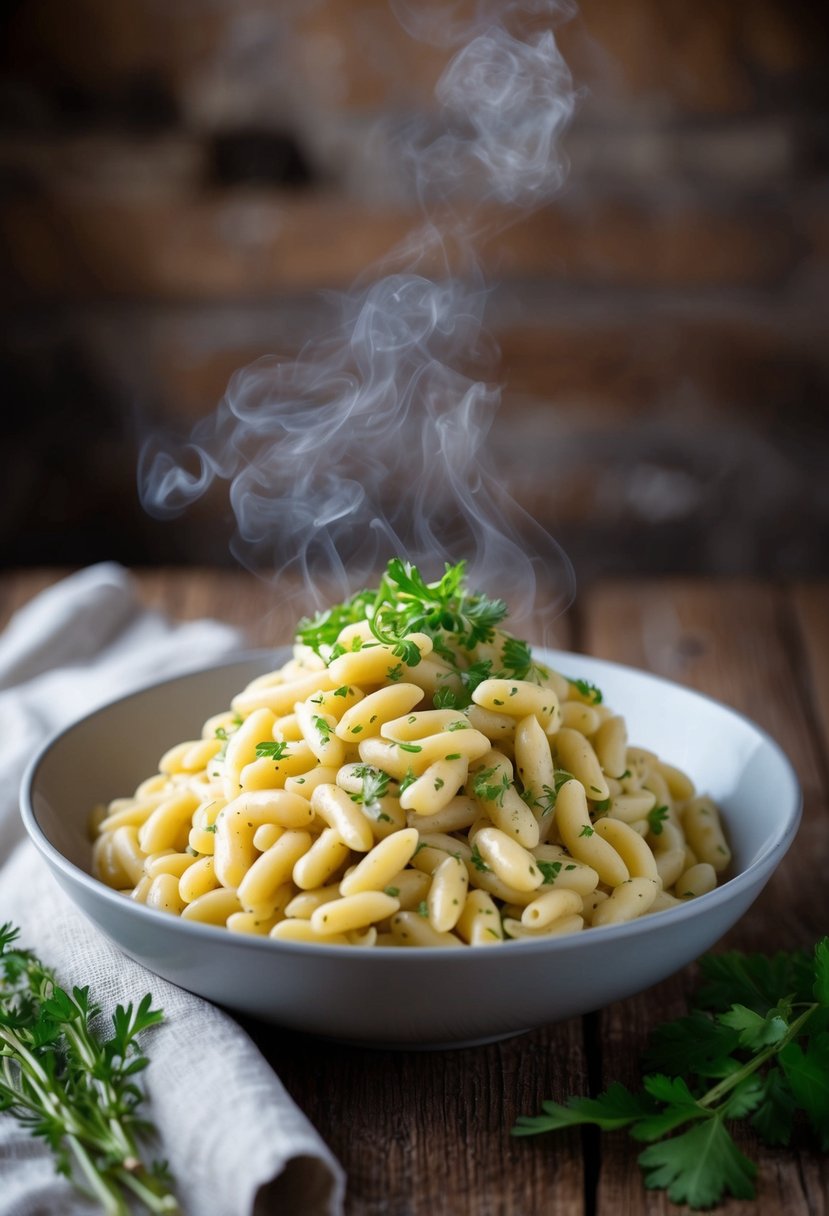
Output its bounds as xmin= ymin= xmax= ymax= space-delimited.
xmin=472 ymin=679 xmax=560 ymax=731
xmin=222 ymin=708 xmax=276 ymax=796
xmin=521 ymin=887 xmax=582 ymax=930
xmin=179 ymin=855 xmax=219 ymax=903
xmin=399 ymin=757 xmax=468 ymax=816
xmin=138 ymin=791 xmax=200 ymax=854
xmin=227 ymin=910 xmax=282 ymax=936
xmin=389 ymin=911 xmax=463 ymax=947
xmin=381 ymin=709 xmax=471 ymax=740
xmin=97 ymin=797 xmax=164 ymax=833
xmin=285 ymin=883 xmax=342 ymax=918
xmin=159 ymin=740 xmax=202 ymax=775
xmin=212 ymin=790 xmax=315 ymax=890
xmin=593 ymin=716 xmax=628 ymax=779
xmin=513 ymin=715 xmax=554 ymax=816
xmin=362 ymin=797 xmax=408 ymax=839
xmin=473 ymin=827 xmax=543 ymax=893
xmin=530 ymin=846 xmax=600 ymax=895
xmin=384 ymin=868 xmax=431 ymax=910
xmin=407 ymin=794 xmax=478 ymax=834
xmin=237 ymin=831 xmax=312 ymax=911
xmin=269 ymin=919 xmax=349 ymax=945
xmin=642 ymin=766 xmax=673 ymax=810
xmin=581 ymin=889 xmax=609 ymax=924
xmin=252 ymin=823 xmax=283 ymax=852
xmin=427 ymin=855 xmax=469 ymax=931
xmin=145 ymin=873 xmax=187 ymax=916
xmin=400 ymin=658 xmax=461 ymax=699
xmin=554 ymin=729 xmax=610 ymax=802
xmin=471 ymin=751 xmax=539 ymax=847
xmin=338 ymin=828 xmax=420 ymax=896
xmin=648 ymin=890 xmax=684 ymax=914
xmin=593 ymin=817 xmax=659 ymax=882
xmin=556 ymin=780 xmax=629 ymax=887
xmin=503 ymin=914 xmax=583 ymax=940
xmin=284 ymin=765 xmax=339 ymax=798
xmin=307 ymin=684 xmax=363 ymax=718
xmin=310 ymin=784 xmax=374 ymax=851
xmin=607 ymin=791 xmax=656 ymax=823
xmin=239 ymin=743 xmax=317 ymax=791
xmin=654 ymin=847 xmax=687 ymax=890
xmin=292 ymin=828 xmax=351 ymax=890
xmin=180 ymin=888 xmax=242 ymax=925
xmin=466 ymin=704 xmax=518 ymax=745
xmin=93 ymin=590 xmax=729 ymax=947
xmin=559 ymin=702 xmax=600 ymax=735
xmin=455 ymin=890 xmax=504 ymax=945
xmin=591 ymin=877 xmax=660 ymax=927
xmin=328 ymin=635 xmax=430 ymax=686
xmin=682 ymin=796 xmax=732 ymax=872
xmin=310 ymin=891 xmax=400 ymax=936
xmin=144 ymin=851 xmax=198 ymax=880
xmin=416 ymin=832 xmax=473 ymax=867
xmin=657 ymin=761 xmax=696 ymax=802
xmin=130 ymin=875 xmax=153 ymax=904
xmin=111 ymin=826 xmax=148 ymax=886
xmin=232 ymin=668 xmax=336 ymax=716
xmin=675 ymin=862 xmax=718 ymax=899
xmin=294 ymin=699 xmax=346 ymax=767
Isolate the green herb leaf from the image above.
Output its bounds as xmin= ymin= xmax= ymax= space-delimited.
xmin=637 ymin=1115 xmax=757 ymax=1207
xmin=647 ymin=805 xmax=669 ymax=836
xmin=255 ymin=741 xmax=290 ymax=761
xmin=513 ymin=1082 xmax=656 ymax=1136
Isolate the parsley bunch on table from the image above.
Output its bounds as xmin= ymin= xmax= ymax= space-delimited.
xmin=513 ymin=938 xmax=829 ymax=1209
xmin=0 ymin=923 xmax=178 ymax=1214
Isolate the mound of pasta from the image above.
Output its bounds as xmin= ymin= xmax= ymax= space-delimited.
xmin=92 ymin=560 xmax=731 ymax=946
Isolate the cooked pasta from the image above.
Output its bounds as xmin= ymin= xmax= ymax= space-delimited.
xmin=91 ymin=559 xmax=731 ymax=946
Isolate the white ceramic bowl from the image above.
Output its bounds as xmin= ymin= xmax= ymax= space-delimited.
xmin=21 ymin=649 xmax=801 ymax=1048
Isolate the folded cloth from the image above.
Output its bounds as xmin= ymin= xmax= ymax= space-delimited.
xmin=0 ymin=564 xmax=346 ymax=1216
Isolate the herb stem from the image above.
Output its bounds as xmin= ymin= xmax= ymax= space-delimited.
xmin=697 ymin=1003 xmax=818 ymax=1110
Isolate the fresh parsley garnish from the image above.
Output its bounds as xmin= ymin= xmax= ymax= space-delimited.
xmin=349 ymin=765 xmax=391 ymax=809
xmin=470 ymin=843 xmax=492 ymax=873
xmin=647 ymin=805 xmax=670 ymax=836
xmin=312 ymin=715 xmax=332 ymax=744
xmin=398 ymin=768 xmax=417 ymax=795
xmin=0 ymin=923 xmax=177 ymax=1213
xmin=563 ymin=676 xmax=604 ymax=705
xmin=513 ymin=937 xmax=829 ymax=1209
xmin=255 ymin=741 xmax=290 ymax=760
xmin=433 ymin=688 xmax=459 ymax=709
xmin=472 ymin=766 xmax=511 ymax=806
xmin=534 ymin=771 xmax=575 ymax=816
xmin=296 ymin=559 xmax=509 ymax=672
xmin=536 ymin=859 xmax=563 ymax=884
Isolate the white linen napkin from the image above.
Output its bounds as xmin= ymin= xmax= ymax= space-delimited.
xmin=0 ymin=564 xmax=346 ymax=1216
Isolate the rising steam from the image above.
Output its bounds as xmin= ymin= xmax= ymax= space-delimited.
xmin=139 ymin=0 xmax=578 ymax=632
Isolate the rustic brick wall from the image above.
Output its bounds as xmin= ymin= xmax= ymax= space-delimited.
xmin=1 ymin=0 xmax=827 ymax=578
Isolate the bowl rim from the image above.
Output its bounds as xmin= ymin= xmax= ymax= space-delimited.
xmin=20 ymin=645 xmax=802 ymax=963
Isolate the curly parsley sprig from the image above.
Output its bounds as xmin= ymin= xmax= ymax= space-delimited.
xmin=513 ymin=937 xmax=829 ymax=1209
xmin=0 ymin=924 xmax=178 ymax=1215
xmin=296 ymin=559 xmax=563 ymax=709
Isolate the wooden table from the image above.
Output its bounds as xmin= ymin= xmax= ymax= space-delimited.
xmin=3 ymin=571 xmax=827 ymax=1216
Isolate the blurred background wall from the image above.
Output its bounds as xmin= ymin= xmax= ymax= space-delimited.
xmin=1 ymin=0 xmax=827 ymax=580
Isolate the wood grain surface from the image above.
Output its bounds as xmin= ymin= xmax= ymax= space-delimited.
xmin=1 ymin=569 xmax=826 ymax=1216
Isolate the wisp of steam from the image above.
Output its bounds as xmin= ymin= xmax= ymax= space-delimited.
xmin=139 ymin=0 xmax=578 ymax=633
